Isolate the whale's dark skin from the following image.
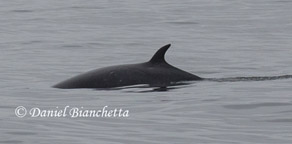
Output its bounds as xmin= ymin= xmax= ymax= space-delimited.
xmin=53 ymin=44 xmax=202 ymax=89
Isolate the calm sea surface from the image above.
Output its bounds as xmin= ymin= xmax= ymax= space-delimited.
xmin=1 ymin=0 xmax=292 ymax=143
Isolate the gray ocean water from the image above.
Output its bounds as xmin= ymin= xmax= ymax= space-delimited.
xmin=1 ymin=0 xmax=292 ymax=143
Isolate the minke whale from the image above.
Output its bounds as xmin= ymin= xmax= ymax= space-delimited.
xmin=53 ymin=44 xmax=203 ymax=89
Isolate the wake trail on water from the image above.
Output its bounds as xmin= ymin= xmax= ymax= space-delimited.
xmin=204 ymin=75 xmax=292 ymax=82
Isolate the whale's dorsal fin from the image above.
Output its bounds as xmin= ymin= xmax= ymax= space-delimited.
xmin=149 ymin=44 xmax=171 ymax=64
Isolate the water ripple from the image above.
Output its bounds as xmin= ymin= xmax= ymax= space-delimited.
xmin=223 ymin=102 xmax=292 ymax=110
